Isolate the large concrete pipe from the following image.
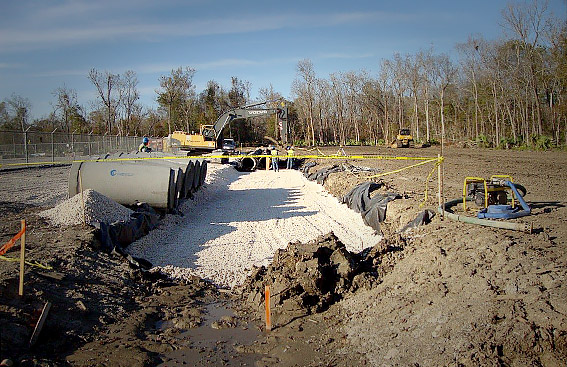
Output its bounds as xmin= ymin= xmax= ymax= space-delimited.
xmin=184 ymin=161 xmax=195 ymax=198
xmin=192 ymin=160 xmax=201 ymax=191
xmin=69 ymin=161 xmax=176 ymax=211
xmin=167 ymin=168 xmax=177 ymax=211
xmin=96 ymin=153 xmax=203 ymax=208
xmin=117 ymin=154 xmax=193 ymax=203
xmin=199 ymin=160 xmax=207 ymax=187
xmin=174 ymin=167 xmax=184 ymax=206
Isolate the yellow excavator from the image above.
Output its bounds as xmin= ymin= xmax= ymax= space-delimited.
xmin=391 ymin=129 xmax=415 ymax=148
xmin=168 ymin=101 xmax=288 ymax=153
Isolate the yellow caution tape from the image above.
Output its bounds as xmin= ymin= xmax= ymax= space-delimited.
xmin=360 ymin=156 xmax=444 ymax=207
xmin=0 ymin=255 xmax=53 ymax=270
xmin=365 ymin=157 xmax=440 ymax=179
xmin=1 ymin=154 xmax=440 ymax=168
xmin=421 ymin=157 xmax=443 ymax=207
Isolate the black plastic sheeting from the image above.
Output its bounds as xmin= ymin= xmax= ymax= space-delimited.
xmin=341 ymin=182 xmax=401 ymax=232
xmin=400 ymin=209 xmax=436 ymax=232
xmin=303 ymin=162 xmax=380 ymax=186
xmin=94 ymin=204 xmax=160 ymax=269
xmin=307 ymin=165 xmax=344 ymax=184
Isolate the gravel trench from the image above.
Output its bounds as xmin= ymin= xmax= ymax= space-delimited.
xmin=127 ymin=164 xmax=381 ymax=288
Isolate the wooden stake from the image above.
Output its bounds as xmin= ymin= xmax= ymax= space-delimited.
xmin=265 ymin=285 xmax=271 ymax=331
xmin=29 ymin=301 xmax=52 ymax=347
xmin=79 ymin=169 xmax=86 ymax=225
xmin=437 ymin=154 xmax=444 ymax=220
xmin=18 ymin=219 xmax=26 ymax=297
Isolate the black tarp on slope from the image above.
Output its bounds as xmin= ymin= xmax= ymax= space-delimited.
xmin=399 ymin=209 xmax=436 ymax=232
xmin=341 ymin=182 xmax=401 ymax=232
xmin=95 ymin=205 xmax=160 ymax=269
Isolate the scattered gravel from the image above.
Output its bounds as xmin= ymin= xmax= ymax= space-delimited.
xmin=39 ymin=189 xmax=133 ymax=226
xmin=127 ymin=164 xmax=381 ymax=288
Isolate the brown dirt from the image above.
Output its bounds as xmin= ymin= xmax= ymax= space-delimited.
xmin=1 ymin=146 xmax=566 ymax=366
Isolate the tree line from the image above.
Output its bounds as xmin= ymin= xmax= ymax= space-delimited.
xmin=291 ymin=1 xmax=566 ymax=149
xmin=1 ymin=0 xmax=565 ymax=149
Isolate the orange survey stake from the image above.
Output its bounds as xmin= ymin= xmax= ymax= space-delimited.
xmin=265 ymin=284 xmax=271 ymax=331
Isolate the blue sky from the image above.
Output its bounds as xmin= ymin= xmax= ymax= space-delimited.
xmin=1 ymin=0 xmax=565 ymax=120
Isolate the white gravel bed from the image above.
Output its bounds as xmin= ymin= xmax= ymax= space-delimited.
xmin=127 ymin=163 xmax=381 ymax=288
xmin=39 ymin=189 xmax=133 ymax=226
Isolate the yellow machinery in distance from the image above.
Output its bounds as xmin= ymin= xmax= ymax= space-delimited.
xmin=167 ymin=101 xmax=288 ymax=153
xmin=391 ymin=128 xmax=415 ymax=148
xmin=169 ymin=126 xmax=216 ymax=152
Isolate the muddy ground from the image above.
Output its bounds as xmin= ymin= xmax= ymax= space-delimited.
xmin=0 ymin=146 xmax=566 ymax=366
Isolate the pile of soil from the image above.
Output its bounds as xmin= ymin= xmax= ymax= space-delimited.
xmin=237 ymin=233 xmax=405 ymax=328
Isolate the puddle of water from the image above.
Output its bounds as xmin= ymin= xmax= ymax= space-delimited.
xmin=157 ymin=302 xmax=261 ymax=366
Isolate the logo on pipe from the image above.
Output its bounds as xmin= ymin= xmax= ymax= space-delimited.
xmin=110 ymin=169 xmax=134 ymax=177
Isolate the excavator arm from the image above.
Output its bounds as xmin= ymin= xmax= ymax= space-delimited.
xmin=202 ymin=102 xmax=288 ymax=141
xmin=169 ymin=101 xmax=289 ymax=152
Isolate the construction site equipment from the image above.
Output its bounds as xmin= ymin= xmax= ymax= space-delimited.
xmin=169 ymin=101 xmax=288 ymax=153
xmin=477 ymin=180 xmax=531 ymax=219
xmin=391 ymin=129 xmax=415 ymax=148
xmin=464 ymin=175 xmax=527 ymax=211
xmin=439 ymin=198 xmax=532 ymax=233
xmin=440 ymin=174 xmax=532 ymax=233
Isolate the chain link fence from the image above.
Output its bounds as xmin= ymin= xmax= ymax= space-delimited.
xmin=0 ymin=130 xmax=162 ymax=168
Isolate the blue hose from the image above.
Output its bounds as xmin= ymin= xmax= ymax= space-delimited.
xmin=477 ymin=181 xmax=531 ymax=219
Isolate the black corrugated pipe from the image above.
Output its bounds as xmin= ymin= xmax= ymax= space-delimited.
xmin=239 ymin=157 xmax=257 ymax=171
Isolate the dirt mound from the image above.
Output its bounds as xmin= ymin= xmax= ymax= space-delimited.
xmin=238 ymin=232 xmax=404 ymax=327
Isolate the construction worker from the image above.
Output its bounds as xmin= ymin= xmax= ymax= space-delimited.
xmin=270 ymin=146 xmax=279 ymax=172
xmin=139 ymin=137 xmax=152 ymax=152
xmin=286 ymin=145 xmax=295 ymax=169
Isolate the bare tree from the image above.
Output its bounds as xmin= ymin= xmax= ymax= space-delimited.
xmin=88 ymin=69 xmax=121 ymax=134
xmin=404 ymin=53 xmax=425 ymax=141
xmin=293 ymin=59 xmax=317 ymax=146
xmin=329 ymin=73 xmax=347 ymax=145
xmin=5 ymin=94 xmax=31 ymax=131
xmin=156 ymin=66 xmax=196 ymax=135
xmin=52 ymin=85 xmax=80 ymax=133
xmin=432 ymin=54 xmax=457 ymax=153
xmin=502 ymin=0 xmax=550 ymax=136
xmin=120 ymin=70 xmax=140 ymax=135
xmin=457 ymin=37 xmax=486 ymax=140
xmin=259 ymin=84 xmax=283 ymax=140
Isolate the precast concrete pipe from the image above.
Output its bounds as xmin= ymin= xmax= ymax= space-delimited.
xmin=116 ymin=155 xmax=200 ymax=202
xmin=69 ymin=160 xmax=176 ymax=211
xmin=192 ymin=160 xmax=201 ymax=191
xmin=174 ymin=168 xmax=184 ymax=207
xmin=184 ymin=161 xmax=195 ymax=197
xmin=199 ymin=160 xmax=207 ymax=187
